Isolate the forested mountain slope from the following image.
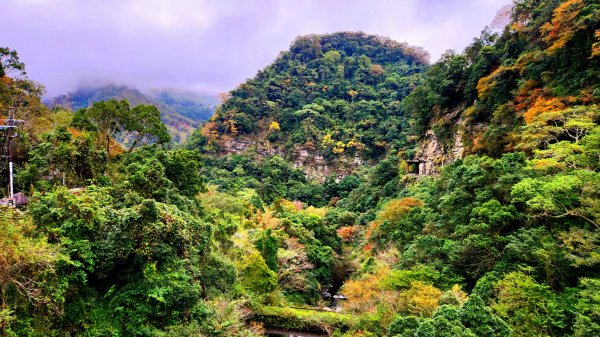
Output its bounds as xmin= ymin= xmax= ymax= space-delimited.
xmin=198 ymin=1 xmax=600 ymax=180
xmin=404 ymin=0 xmax=600 ymax=173
xmin=197 ymin=32 xmax=429 ymax=180
xmin=1 ymin=1 xmax=599 ymax=337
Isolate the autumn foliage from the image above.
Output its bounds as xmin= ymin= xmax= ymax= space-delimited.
xmin=342 ymin=265 xmax=444 ymax=318
xmin=541 ymin=0 xmax=585 ymax=54
xmin=523 ymin=96 xmax=566 ymax=124
xmin=337 ymin=226 xmax=358 ymax=243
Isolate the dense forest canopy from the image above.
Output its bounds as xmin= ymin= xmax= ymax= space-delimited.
xmin=1 ymin=1 xmax=600 ymax=336
xmin=201 ymin=32 xmax=429 ymax=159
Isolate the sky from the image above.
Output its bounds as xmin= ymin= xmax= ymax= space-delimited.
xmin=1 ymin=0 xmax=511 ymax=98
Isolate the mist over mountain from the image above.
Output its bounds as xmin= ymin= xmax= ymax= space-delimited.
xmin=1 ymin=1 xmax=600 ymax=337
xmin=47 ymin=84 xmax=217 ymax=142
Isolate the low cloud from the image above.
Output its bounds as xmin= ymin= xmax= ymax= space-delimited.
xmin=0 ymin=0 xmax=510 ymax=97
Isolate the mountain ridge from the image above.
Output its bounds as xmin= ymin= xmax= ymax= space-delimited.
xmin=197 ymin=31 xmax=429 ymax=180
xmin=47 ymin=84 xmax=217 ymax=142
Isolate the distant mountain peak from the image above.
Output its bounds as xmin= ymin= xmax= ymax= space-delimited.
xmin=46 ymin=84 xmax=217 ymax=143
xmin=490 ymin=4 xmax=513 ymax=31
xmin=200 ymin=31 xmax=429 ymax=181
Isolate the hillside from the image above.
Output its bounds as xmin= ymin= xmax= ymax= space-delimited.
xmin=199 ymin=32 xmax=429 ymax=180
xmin=48 ymin=84 xmax=217 ymax=142
xmin=147 ymin=88 xmax=217 ymax=121
xmin=201 ymin=3 xmax=600 ymax=179
xmin=404 ymin=0 xmax=600 ymax=174
xmin=1 ymin=1 xmax=600 ymax=337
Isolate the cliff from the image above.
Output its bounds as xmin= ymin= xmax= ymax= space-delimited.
xmin=218 ymin=136 xmax=366 ymax=182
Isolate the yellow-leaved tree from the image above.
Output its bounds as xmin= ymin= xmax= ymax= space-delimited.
xmin=268 ymin=121 xmax=280 ymax=132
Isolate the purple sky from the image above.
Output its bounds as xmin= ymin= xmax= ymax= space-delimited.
xmin=1 ymin=0 xmax=510 ymax=97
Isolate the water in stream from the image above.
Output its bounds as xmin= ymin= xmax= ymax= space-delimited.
xmin=263 ymin=255 xmax=354 ymax=336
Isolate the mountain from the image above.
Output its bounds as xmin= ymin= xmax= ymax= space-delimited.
xmin=4 ymin=1 xmax=600 ymax=337
xmin=47 ymin=84 xmax=217 ymax=142
xmin=199 ymin=3 xmax=600 ymax=180
xmin=402 ymin=0 xmax=600 ymax=175
xmin=147 ymin=88 xmax=217 ymax=121
xmin=199 ymin=32 xmax=429 ymax=180
xmin=490 ymin=4 xmax=513 ymax=31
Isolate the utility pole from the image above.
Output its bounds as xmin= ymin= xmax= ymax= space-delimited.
xmin=1 ymin=101 xmax=24 ymax=206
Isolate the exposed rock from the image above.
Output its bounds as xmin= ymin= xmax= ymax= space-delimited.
xmin=414 ymin=124 xmax=465 ymax=176
xmin=490 ymin=4 xmax=513 ymax=31
xmin=218 ymin=136 xmax=365 ymax=182
xmin=218 ymin=108 xmax=470 ymax=180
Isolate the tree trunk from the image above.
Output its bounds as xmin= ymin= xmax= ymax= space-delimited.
xmin=106 ymin=134 xmax=111 ymax=158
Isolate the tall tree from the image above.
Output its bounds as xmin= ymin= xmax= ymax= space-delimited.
xmin=84 ymin=99 xmax=170 ymax=156
xmin=125 ymin=104 xmax=170 ymax=152
xmin=85 ymin=99 xmax=130 ymax=157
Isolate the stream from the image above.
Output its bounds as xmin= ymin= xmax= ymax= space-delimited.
xmin=322 ymin=257 xmax=352 ymax=311
xmin=257 ymin=252 xmax=354 ymax=336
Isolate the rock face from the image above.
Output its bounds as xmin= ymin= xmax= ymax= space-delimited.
xmin=490 ymin=4 xmax=513 ymax=31
xmin=218 ymin=117 xmax=468 ymax=180
xmin=219 ymin=136 xmax=365 ymax=182
xmin=218 ymin=126 xmax=467 ymax=181
xmin=414 ymin=127 xmax=465 ymax=176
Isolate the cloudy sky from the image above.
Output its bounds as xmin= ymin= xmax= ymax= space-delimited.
xmin=1 ymin=0 xmax=510 ymax=97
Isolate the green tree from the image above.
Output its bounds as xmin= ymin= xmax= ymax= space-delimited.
xmin=17 ymin=126 xmax=107 ymax=189
xmin=493 ymin=271 xmax=566 ymax=337
xmin=238 ymin=252 xmax=277 ymax=294
xmin=0 ymin=209 xmax=62 ymax=335
xmin=85 ymin=99 xmax=131 ymax=156
xmin=460 ymin=295 xmax=510 ymax=337
xmin=125 ymin=104 xmax=170 ymax=152
xmin=573 ymin=278 xmax=600 ymax=337
xmin=0 ymin=47 xmax=25 ymax=78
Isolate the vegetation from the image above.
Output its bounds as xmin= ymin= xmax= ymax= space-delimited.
xmin=199 ymin=32 xmax=428 ymax=160
xmin=49 ymin=84 xmax=217 ymax=142
xmin=1 ymin=1 xmax=599 ymax=336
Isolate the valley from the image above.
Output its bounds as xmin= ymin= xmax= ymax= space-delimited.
xmin=1 ymin=1 xmax=599 ymax=336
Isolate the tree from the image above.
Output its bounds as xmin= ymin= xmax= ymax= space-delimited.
xmin=386 ymin=295 xmax=509 ymax=337
xmin=17 ymin=126 xmax=107 ymax=189
xmin=160 ymin=149 xmax=205 ymax=197
xmin=0 ymin=209 xmax=62 ymax=334
xmin=493 ymin=272 xmax=566 ymax=337
xmin=387 ymin=316 xmax=422 ymax=337
xmin=573 ymin=278 xmax=600 ymax=337
xmin=125 ymin=104 xmax=170 ymax=152
xmin=238 ymin=252 xmax=277 ymax=294
xmin=256 ymin=229 xmax=279 ymax=272
xmin=0 ymin=47 xmax=25 ymax=78
xmin=276 ymin=237 xmax=315 ymax=295
xmin=0 ymin=46 xmax=45 ymax=121
xmin=83 ymin=99 xmax=171 ymax=156
xmin=519 ymin=105 xmax=599 ymax=151
xmin=85 ymin=99 xmax=130 ymax=157
xmin=348 ymin=89 xmax=358 ymax=103
xmin=540 ymin=0 xmax=586 ymax=54
xmin=460 ymin=295 xmax=510 ymax=337
xmin=557 ymin=228 xmax=600 ymax=268
xmin=268 ymin=121 xmax=280 ymax=132
xmin=592 ymin=29 xmax=600 ymax=58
